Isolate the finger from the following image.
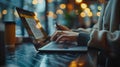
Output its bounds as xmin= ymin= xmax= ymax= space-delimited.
xmin=56 ymin=24 xmax=70 ymax=31
xmin=60 ymin=25 xmax=70 ymax=31
xmin=50 ymin=32 xmax=58 ymax=41
xmin=50 ymin=31 xmax=63 ymax=41
xmin=56 ymin=34 xmax=78 ymax=43
xmin=55 ymin=34 xmax=68 ymax=43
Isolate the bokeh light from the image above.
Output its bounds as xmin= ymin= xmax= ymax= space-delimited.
xmin=80 ymin=3 xmax=87 ymax=9
xmin=60 ymin=4 xmax=66 ymax=9
xmin=75 ymin=0 xmax=83 ymax=3
xmin=2 ymin=10 xmax=7 ymax=15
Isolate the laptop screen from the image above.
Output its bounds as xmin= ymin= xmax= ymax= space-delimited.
xmin=16 ymin=7 xmax=48 ymax=41
xmin=25 ymin=18 xmax=44 ymax=39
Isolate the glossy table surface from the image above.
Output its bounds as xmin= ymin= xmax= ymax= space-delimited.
xmin=3 ymin=43 xmax=98 ymax=67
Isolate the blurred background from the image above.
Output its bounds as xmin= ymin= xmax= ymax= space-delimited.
xmin=0 ymin=0 xmax=102 ymax=37
xmin=0 ymin=1 xmax=106 ymax=67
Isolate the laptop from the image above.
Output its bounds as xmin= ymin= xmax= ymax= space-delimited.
xmin=16 ymin=7 xmax=88 ymax=52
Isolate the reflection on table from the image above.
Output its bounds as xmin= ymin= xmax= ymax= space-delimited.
xmin=4 ymin=43 xmax=97 ymax=67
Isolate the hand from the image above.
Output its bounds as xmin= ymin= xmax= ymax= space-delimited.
xmin=51 ymin=30 xmax=79 ymax=43
xmin=55 ymin=23 xmax=71 ymax=31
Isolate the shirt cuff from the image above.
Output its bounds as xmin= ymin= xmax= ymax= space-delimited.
xmin=77 ymin=32 xmax=90 ymax=46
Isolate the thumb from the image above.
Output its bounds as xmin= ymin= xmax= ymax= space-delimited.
xmin=56 ymin=24 xmax=70 ymax=31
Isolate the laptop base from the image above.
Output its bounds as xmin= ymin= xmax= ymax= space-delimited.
xmin=38 ymin=42 xmax=88 ymax=53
